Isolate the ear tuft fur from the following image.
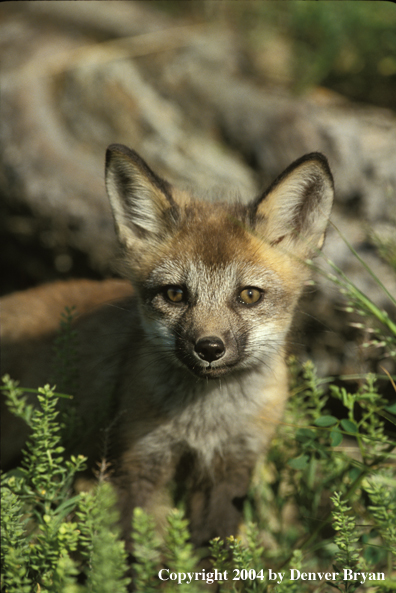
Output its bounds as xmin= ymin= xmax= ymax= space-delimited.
xmin=250 ymin=152 xmax=334 ymax=257
xmin=105 ymin=144 xmax=177 ymax=248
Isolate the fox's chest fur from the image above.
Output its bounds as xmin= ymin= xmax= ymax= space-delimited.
xmin=119 ymin=351 xmax=287 ymax=473
xmin=1 ymin=144 xmax=334 ymax=547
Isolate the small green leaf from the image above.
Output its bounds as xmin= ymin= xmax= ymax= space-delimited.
xmin=384 ymin=401 xmax=396 ymax=414
xmin=330 ymin=430 xmax=343 ymax=447
xmin=378 ymin=409 xmax=396 ymax=426
xmin=349 ymin=467 xmax=362 ymax=481
xmin=296 ymin=428 xmax=316 ymax=441
xmin=340 ymin=419 xmax=358 ymax=434
xmin=314 ymin=415 xmax=338 ymax=427
xmin=288 ymin=454 xmax=309 ymax=469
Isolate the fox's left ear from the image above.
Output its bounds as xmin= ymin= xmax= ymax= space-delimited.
xmin=250 ymin=153 xmax=334 ymax=257
xmin=105 ymin=144 xmax=178 ymax=250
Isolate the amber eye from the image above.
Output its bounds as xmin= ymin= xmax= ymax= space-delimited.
xmin=238 ymin=287 xmax=262 ymax=305
xmin=165 ymin=286 xmax=185 ymax=303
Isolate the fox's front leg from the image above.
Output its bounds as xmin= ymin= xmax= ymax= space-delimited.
xmin=187 ymin=461 xmax=254 ymax=547
xmin=114 ymin=449 xmax=174 ymax=543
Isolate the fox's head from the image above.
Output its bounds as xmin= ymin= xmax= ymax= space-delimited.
xmin=105 ymin=144 xmax=333 ymax=379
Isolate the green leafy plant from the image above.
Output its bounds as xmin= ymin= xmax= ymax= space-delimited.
xmin=77 ymin=483 xmax=130 ymax=593
xmin=2 ymin=366 xmax=395 ymax=591
xmin=162 ymin=509 xmax=201 ymax=593
xmin=1 ymin=378 xmax=86 ymax=592
xmin=131 ymin=507 xmax=162 ymax=593
xmin=1 ymin=377 xmax=132 ymax=593
xmin=330 ymin=492 xmax=363 ymax=593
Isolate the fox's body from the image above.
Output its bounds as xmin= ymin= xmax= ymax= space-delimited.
xmin=1 ymin=145 xmax=334 ymax=545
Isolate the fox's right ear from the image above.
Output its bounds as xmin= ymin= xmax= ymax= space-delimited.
xmin=250 ymin=153 xmax=334 ymax=258
xmin=105 ymin=144 xmax=178 ymax=249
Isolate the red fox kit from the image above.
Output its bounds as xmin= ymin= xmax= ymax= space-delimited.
xmin=1 ymin=144 xmax=334 ymax=545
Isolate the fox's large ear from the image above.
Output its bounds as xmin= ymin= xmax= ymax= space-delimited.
xmin=250 ymin=153 xmax=334 ymax=258
xmin=105 ymin=144 xmax=178 ymax=248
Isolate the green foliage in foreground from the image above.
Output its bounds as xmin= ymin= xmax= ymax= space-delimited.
xmin=1 ymin=365 xmax=395 ymax=593
xmin=1 ymin=380 xmax=128 ymax=593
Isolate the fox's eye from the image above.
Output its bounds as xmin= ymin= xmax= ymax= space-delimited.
xmin=165 ymin=286 xmax=185 ymax=303
xmin=238 ymin=287 xmax=262 ymax=305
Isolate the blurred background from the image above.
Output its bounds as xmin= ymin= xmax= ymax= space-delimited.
xmin=1 ymin=0 xmax=395 ymax=381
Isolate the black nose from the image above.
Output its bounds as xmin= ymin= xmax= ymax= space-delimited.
xmin=195 ymin=336 xmax=225 ymax=363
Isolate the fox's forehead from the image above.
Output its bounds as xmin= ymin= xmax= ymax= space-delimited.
xmin=146 ymin=240 xmax=284 ymax=294
xmin=144 ymin=206 xmax=301 ymax=292
xmin=147 ymin=256 xmax=280 ymax=296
